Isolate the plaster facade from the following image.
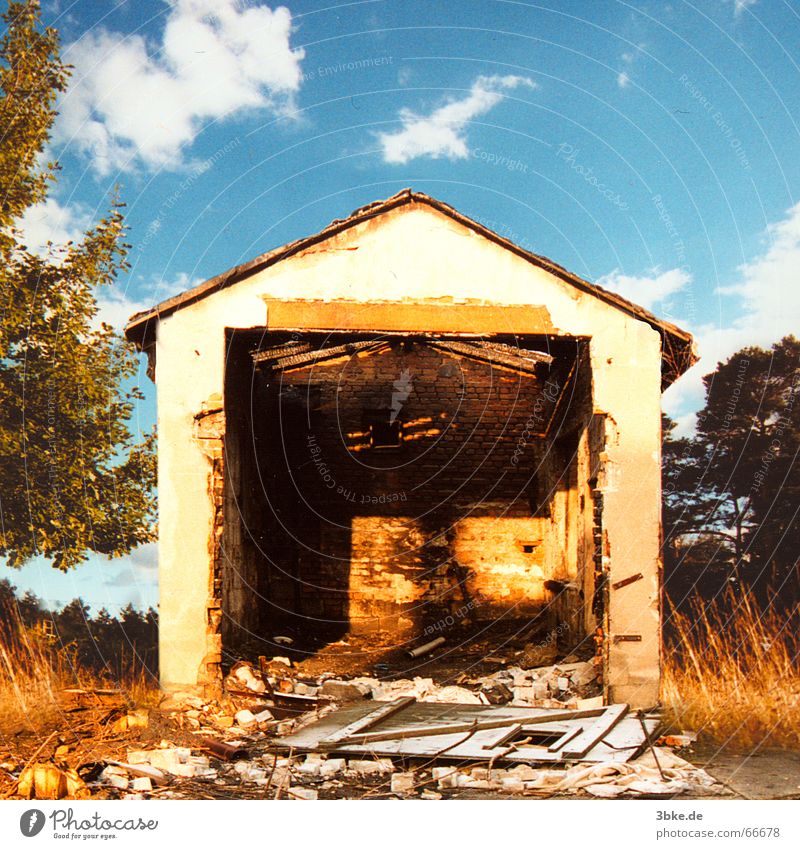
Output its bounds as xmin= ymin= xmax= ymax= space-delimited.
xmin=127 ymin=193 xmax=694 ymax=709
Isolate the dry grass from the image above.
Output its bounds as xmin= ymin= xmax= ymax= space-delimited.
xmin=0 ymin=604 xmax=158 ymax=735
xmin=0 ymin=612 xmax=74 ymax=733
xmin=662 ymin=589 xmax=800 ymax=750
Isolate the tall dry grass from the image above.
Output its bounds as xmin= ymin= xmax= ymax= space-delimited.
xmin=0 ymin=607 xmax=73 ymax=732
xmin=662 ymin=589 xmax=800 ymax=750
xmin=0 ymin=603 xmax=157 ymax=734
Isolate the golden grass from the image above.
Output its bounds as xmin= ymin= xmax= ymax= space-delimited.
xmin=0 ymin=612 xmax=72 ymax=733
xmin=0 ymin=603 xmax=158 ymax=735
xmin=662 ymin=590 xmax=800 ymax=750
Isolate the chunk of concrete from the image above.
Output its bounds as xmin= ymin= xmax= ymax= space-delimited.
xmin=288 ymin=786 xmax=318 ymax=800
xmin=147 ymin=748 xmax=190 ymax=773
xmin=297 ymin=758 xmax=321 ymax=776
xmin=348 ymin=759 xmax=394 ymax=775
xmin=319 ymin=758 xmax=346 ymax=777
xmin=532 ymin=681 xmax=550 ymax=700
xmin=100 ymin=767 xmax=129 ymax=790
xmin=512 ymin=686 xmax=537 ymax=704
xmin=390 ymin=772 xmax=416 ymax=794
xmin=235 ymin=709 xmax=257 ymax=730
xmin=481 ymin=682 xmax=513 ymax=704
xmin=320 ymin=680 xmax=368 ymax=701
xmin=433 ymin=766 xmax=464 ymax=789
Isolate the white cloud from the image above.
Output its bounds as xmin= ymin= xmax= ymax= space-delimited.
xmin=734 ymin=0 xmax=758 ymax=15
xmin=597 ymin=267 xmax=691 ymax=311
xmin=616 ymin=43 xmax=643 ymax=89
xmin=55 ymin=1 xmax=305 ymax=174
xmin=16 ymin=197 xmax=91 ymax=255
xmin=378 ymin=74 xmax=535 ymax=165
xmin=660 ymin=202 xmax=800 ymax=432
xmin=95 ymin=272 xmax=199 ymax=330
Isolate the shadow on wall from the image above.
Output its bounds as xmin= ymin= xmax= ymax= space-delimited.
xmin=221 ymin=332 xmax=593 ymax=657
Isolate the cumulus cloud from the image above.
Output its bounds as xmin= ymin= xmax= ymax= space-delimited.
xmin=16 ymin=197 xmax=91 ymax=255
xmin=378 ymin=74 xmax=535 ymax=165
xmin=13 ymin=189 xmax=196 ymax=331
xmin=654 ymin=202 xmax=800 ymax=432
xmin=95 ymin=272 xmax=199 ymax=330
xmin=616 ymin=44 xmax=644 ymax=89
xmin=104 ymin=543 xmax=158 ymax=586
xmin=597 ymin=267 xmax=691 ymax=312
xmin=55 ymin=0 xmax=305 ymax=174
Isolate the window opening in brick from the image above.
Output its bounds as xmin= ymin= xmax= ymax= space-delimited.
xmin=364 ymin=408 xmax=402 ymax=449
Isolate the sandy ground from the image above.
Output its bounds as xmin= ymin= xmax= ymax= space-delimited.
xmin=689 ymin=744 xmax=800 ymax=800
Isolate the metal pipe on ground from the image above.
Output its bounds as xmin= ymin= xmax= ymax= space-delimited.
xmin=406 ymin=636 xmax=446 ymax=658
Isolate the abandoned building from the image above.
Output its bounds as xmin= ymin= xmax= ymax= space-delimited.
xmin=125 ymin=189 xmax=695 ymax=710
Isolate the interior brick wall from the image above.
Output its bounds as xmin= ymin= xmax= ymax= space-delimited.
xmin=241 ymin=339 xmax=593 ymax=639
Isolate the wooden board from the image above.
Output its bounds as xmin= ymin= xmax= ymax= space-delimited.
xmin=318 ymin=697 xmax=415 ymax=746
xmin=560 ymin=703 xmax=628 ymax=758
xmin=272 ymin=699 xmax=654 ymax=765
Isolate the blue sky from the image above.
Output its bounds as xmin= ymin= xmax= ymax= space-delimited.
xmin=3 ymin=0 xmax=799 ymax=613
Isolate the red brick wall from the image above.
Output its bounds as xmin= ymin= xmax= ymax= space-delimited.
xmin=249 ymin=340 xmax=588 ymax=636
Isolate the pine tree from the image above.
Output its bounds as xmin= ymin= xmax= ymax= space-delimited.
xmin=663 ymin=337 xmax=800 ymax=605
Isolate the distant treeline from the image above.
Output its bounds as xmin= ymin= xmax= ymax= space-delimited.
xmin=0 ymin=579 xmax=158 ymax=680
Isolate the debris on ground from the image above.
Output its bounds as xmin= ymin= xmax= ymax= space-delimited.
xmin=0 ymin=656 xmax=726 ymax=800
xmin=16 ymin=762 xmax=90 ymax=800
xmin=273 ymin=697 xmax=653 ymax=764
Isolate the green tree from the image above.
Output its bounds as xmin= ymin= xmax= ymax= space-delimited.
xmin=0 ymin=0 xmax=156 ymax=570
xmin=663 ymin=337 xmax=800 ymax=605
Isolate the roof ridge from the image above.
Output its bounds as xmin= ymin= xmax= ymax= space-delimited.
xmin=124 ymin=189 xmax=697 ymax=386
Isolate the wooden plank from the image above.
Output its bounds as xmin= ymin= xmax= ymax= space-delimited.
xmin=560 ymin=704 xmax=629 ymax=758
xmin=341 ymin=707 xmax=606 ymax=746
xmin=319 ymin=697 xmax=415 ymax=746
xmin=272 ymin=702 xmax=380 ymax=750
xmin=582 ymin=715 xmax=660 ymax=761
xmin=272 ymin=701 xmax=646 ymax=764
xmin=547 ymin=724 xmax=583 ymax=753
xmin=336 ymin=733 xmax=564 ymax=762
xmin=480 ymin=724 xmax=523 ymax=750
xmin=501 ymin=716 xmax=657 ymax=765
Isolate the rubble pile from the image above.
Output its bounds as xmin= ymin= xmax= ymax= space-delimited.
xmin=216 ymin=653 xmax=602 ymax=710
xmin=87 ymin=744 xmax=724 ymax=800
xmin=2 ymin=657 xmax=720 ymax=801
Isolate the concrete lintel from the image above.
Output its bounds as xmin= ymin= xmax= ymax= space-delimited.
xmin=261 ymin=298 xmax=556 ymax=335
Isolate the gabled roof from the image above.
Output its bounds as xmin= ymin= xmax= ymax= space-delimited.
xmin=125 ymin=189 xmax=696 ymax=386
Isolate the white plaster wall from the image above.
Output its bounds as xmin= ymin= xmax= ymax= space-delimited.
xmin=154 ymin=203 xmax=663 ymax=705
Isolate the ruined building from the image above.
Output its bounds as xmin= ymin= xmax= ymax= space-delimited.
xmin=125 ymin=190 xmax=695 ymax=709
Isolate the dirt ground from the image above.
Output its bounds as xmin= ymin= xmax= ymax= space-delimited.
xmin=1 ymin=630 xmax=797 ymax=801
xmin=688 ymin=743 xmax=800 ymax=800
xmin=2 ymin=708 xmax=797 ymax=800
xmin=238 ymin=615 xmax=594 ymax=681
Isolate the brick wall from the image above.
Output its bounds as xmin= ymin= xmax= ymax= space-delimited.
xmin=243 ymin=339 xmax=592 ymax=637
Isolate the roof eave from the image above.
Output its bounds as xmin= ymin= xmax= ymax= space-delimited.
xmin=124 ymin=189 xmax=696 ymax=385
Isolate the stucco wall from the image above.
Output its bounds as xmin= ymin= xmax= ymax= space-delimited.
xmin=153 ymin=201 xmax=663 ymax=707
